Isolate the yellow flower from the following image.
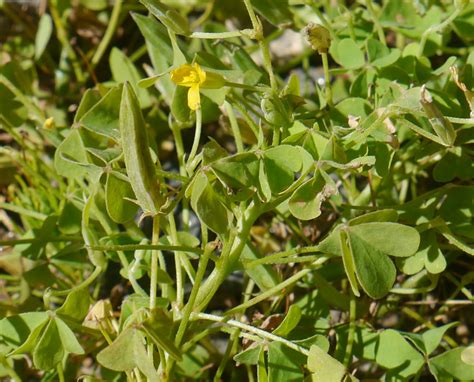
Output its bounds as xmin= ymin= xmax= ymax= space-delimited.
xmin=170 ymin=63 xmax=225 ymax=110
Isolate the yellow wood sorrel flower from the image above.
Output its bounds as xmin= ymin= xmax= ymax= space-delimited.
xmin=170 ymin=63 xmax=225 ymax=110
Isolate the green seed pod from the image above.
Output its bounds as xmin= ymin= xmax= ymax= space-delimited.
xmin=303 ymin=23 xmax=331 ymax=53
xmin=120 ymin=82 xmax=165 ymax=215
xmin=420 ymin=86 xmax=456 ymax=147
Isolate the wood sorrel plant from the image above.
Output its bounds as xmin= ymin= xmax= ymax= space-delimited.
xmin=0 ymin=0 xmax=473 ymax=381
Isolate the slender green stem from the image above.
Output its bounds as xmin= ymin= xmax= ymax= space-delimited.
xmin=148 ymin=215 xmax=160 ymax=365
xmin=190 ymin=30 xmax=244 ymax=39
xmin=365 ymin=0 xmax=386 ymax=45
xmin=242 ymin=0 xmax=277 ymax=92
xmin=418 ymin=8 xmax=460 ymax=57
xmin=343 ymin=291 xmax=357 ymax=367
xmin=168 ymin=214 xmax=184 ymax=308
xmin=87 ymin=243 xmax=203 ymax=254
xmin=47 ymin=266 xmax=102 ymax=297
xmin=49 ymin=0 xmax=85 ymax=83
xmin=224 ymin=101 xmax=244 ymax=152
xmin=242 ymin=0 xmax=260 ymax=32
xmin=175 ymin=243 xmax=215 ymax=346
xmin=166 ymin=243 xmax=215 ymax=378
xmin=57 ymin=363 xmax=65 ymax=382
xmin=246 ymin=245 xmax=322 ymax=268
xmin=191 ymin=0 xmax=215 ymax=28
xmin=446 ymin=117 xmax=474 ymax=125
xmin=130 ymin=45 xmax=148 ymax=62
xmin=149 ymin=216 xmax=160 ymax=310
xmin=92 ymin=0 xmax=123 ymax=67
xmin=226 ymin=268 xmax=312 ymax=315
xmin=225 ymin=81 xmax=267 ymax=92
xmin=193 ymin=312 xmax=309 ymax=356
xmin=307 ymin=3 xmax=335 ymax=39
xmin=272 ymin=126 xmax=281 ymax=146
xmin=321 ymin=52 xmax=333 ymax=107
xmin=193 ymin=203 xmax=261 ymax=311
xmin=0 ymin=236 xmax=81 ymax=246
xmin=213 ymin=279 xmax=254 ymax=382
xmin=260 ymin=40 xmax=278 ymax=92
xmin=187 ymin=108 xmax=202 ymax=168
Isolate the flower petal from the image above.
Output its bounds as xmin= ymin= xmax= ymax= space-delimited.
xmin=188 ymin=85 xmax=201 ymax=110
xmin=193 ymin=63 xmax=207 ymax=85
xmin=171 ymin=64 xmax=197 ymax=87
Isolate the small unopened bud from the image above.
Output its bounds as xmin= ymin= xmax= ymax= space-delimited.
xmin=420 ymin=85 xmax=456 ymax=146
xmin=83 ymin=299 xmax=114 ymax=332
xmin=303 ymin=23 xmax=331 ymax=53
xmin=43 ymin=117 xmax=55 ymax=129
xmin=450 ymin=66 xmax=474 ymax=118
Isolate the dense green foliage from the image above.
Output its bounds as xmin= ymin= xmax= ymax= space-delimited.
xmin=0 ymin=0 xmax=473 ymax=381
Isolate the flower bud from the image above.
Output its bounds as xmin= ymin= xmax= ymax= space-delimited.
xmin=420 ymin=86 xmax=456 ymax=147
xmin=303 ymin=23 xmax=331 ymax=53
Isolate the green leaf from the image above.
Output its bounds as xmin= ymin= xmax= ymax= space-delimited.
xmin=35 ymin=13 xmax=53 ymax=60
xmin=105 ymin=171 xmax=138 ymax=224
xmin=196 ymin=183 xmax=232 ymax=235
xmin=56 ymin=287 xmax=91 ymax=323
xmin=398 ymin=251 xmax=425 ymax=275
xmin=171 ymin=85 xmax=190 ymax=122
xmin=307 ymin=344 xmax=346 ymax=382
xmin=0 ymin=312 xmax=48 ymax=353
xmin=272 ymin=305 xmax=301 ymax=336
xmin=250 ymin=0 xmax=293 ymax=26
xmin=32 ymin=318 xmax=64 ymax=371
xmin=340 ymin=229 xmax=360 ymax=297
xmin=367 ymin=39 xmax=389 ymax=62
xmin=289 ymin=171 xmax=336 ymax=221
xmin=234 ymin=345 xmax=263 ymax=365
xmin=422 ymin=322 xmax=458 ymax=355
xmin=258 ymin=158 xmax=272 ymax=202
xmin=80 ymin=86 xmax=121 ymax=140
xmin=97 ymin=327 xmax=158 ymax=380
xmin=376 ymin=329 xmax=424 ymax=379
xmin=141 ymin=322 xmax=182 ymax=361
xmin=120 ymin=82 xmax=165 ymax=215
xmin=349 ymin=209 xmax=399 ymax=225
xmin=349 ymin=229 xmax=396 ymax=299
xmin=140 ymin=0 xmax=190 ymax=36
xmin=132 ymin=13 xmax=175 ymax=100
xmin=420 ymin=231 xmax=446 ymax=275
xmin=263 ymin=145 xmax=309 ymax=194
xmin=190 ymin=173 xmax=232 ymax=234
xmin=110 ymin=48 xmax=152 ymax=108
xmin=241 ymin=243 xmax=280 ymax=291
xmin=202 ymin=139 xmax=228 ymax=165
xmin=58 ymin=201 xmax=82 ymax=234
xmin=433 ymin=147 xmax=474 ymax=183
xmin=54 ymin=129 xmax=89 ymax=179
xmin=212 ymin=152 xmax=260 ymax=190
xmin=55 ymin=318 xmax=84 ymax=355
xmin=349 ymin=222 xmax=420 ymax=258
xmin=461 ymin=345 xmax=474 ymax=365
xmin=331 ymin=39 xmax=365 ymax=69
xmin=267 ymin=342 xmax=305 ymax=382
xmin=429 ymin=347 xmax=474 ymax=381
